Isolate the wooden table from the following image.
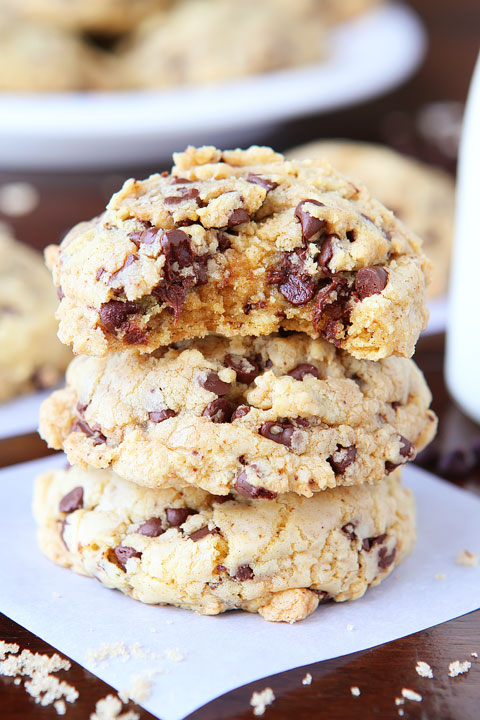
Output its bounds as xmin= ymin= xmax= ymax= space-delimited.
xmin=1 ymin=0 xmax=479 ymax=717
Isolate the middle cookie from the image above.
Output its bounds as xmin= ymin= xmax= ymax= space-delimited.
xmin=39 ymin=333 xmax=437 ymax=498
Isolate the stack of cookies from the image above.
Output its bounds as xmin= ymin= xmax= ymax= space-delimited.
xmin=35 ymin=146 xmax=437 ymax=623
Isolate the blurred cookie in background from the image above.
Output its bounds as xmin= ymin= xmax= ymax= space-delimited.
xmin=115 ymin=0 xmax=329 ymax=88
xmin=0 ymin=15 xmax=110 ymax=91
xmin=2 ymin=0 xmax=169 ymax=35
xmin=0 ymin=226 xmax=71 ymax=403
xmin=286 ymin=140 xmax=455 ymax=299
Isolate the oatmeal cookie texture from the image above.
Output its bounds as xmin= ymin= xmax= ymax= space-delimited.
xmin=34 ymin=465 xmax=415 ymax=622
xmin=39 ymin=333 xmax=436 ymax=497
xmin=0 ymin=228 xmax=70 ymax=403
xmin=46 ymin=146 xmax=431 ymax=360
xmin=286 ymin=140 xmax=455 ymax=299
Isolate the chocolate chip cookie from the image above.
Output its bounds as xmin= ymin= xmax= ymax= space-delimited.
xmin=0 ymin=14 xmax=107 ymax=91
xmin=39 ymin=333 xmax=436 ymax=497
xmin=286 ymin=140 xmax=455 ymax=299
xmin=3 ymin=0 xmax=167 ymax=35
xmin=116 ymin=0 xmax=327 ymax=89
xmin=34 ymin=464 xmax=415 ymax=622
xmin=0 ymin=228 xmax=71 ymax=403
xmin=47 ymin=146 xmax=431 ymax=360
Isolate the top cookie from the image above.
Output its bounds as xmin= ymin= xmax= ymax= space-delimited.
xmin=47 ymin=146 xmax=431 ymax=360
xmin=286 ymin=140 xmax=455 ymax=298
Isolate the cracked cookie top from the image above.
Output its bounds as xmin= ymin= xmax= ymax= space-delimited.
xmin=47 ymin=146 xmax=431 ymax=359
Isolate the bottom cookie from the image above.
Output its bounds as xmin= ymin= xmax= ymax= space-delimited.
xmin=34 ymin=465 xmax=415 ymax=623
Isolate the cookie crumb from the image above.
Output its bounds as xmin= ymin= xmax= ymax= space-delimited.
xmin=471 ymin=652 xmax=478 ymax=658
xmin=54 ymin=699 xmax=66 ymax=715
xmin=346 ymin=623 xmax=355 ymax=631
xmin=415 ymin=661 xmax=433 ymax=678
xmin=119 ymin=672 xmax=154 ymax=705
xmin=14 ymin=678 xmax=21 ymax=685
xmin=165 ymin=648 xmax=184 ymax=662
xmin=448 ymin=660 xmax=471 ymax=677
xmin=250 ymin=687 xmax=275 ymax=716
xmin=90 ymin=694 xmax=139 ymax=720
xmin=302 ymin=673 xmax=312 ymax=685
xmin=456 ymin=550 xmax=478 ymax=567
xmin=350 ymin=686 xmax=360 ymax=697
xmin=86 ymin=642 xmax=130 ymax=667
xmin=398 ymin=710 xmax=404 ymax=717
xmin=395 ymin=697 xmax=404 ymax=706
xmin=0 ymin=182 xmax=39 ymax=217
xmin=435 ymin=573 xmax=446 ymax=580
xmin=0 ymin=641 xmax=19 ymax=660
xmin=401 ymin=688 xmax=422 ymax=702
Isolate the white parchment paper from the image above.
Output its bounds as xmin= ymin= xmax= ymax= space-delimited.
xmin=0 ymin=455 xmax=478 ymax=720
xmin=0 ymin=389 xmax=52 ymax=439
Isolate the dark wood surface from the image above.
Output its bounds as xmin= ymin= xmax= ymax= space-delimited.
xmin=1 ymin=0 xmax=479 ymax=718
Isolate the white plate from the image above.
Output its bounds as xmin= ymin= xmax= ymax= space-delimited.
xmin=0 ymin=3 xmax=425 ymax=168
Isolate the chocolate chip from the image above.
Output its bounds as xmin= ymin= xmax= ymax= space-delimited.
xmin=385 ymin=461 xmax=399 ymax=474
xmin=109 ymin=254 xmax=137 ymax=285
xmin=346 ymin=230 xmax=356 ymax=242
xmin=399 ymin=435 xmax=414 ymax=458
xmin=166 ymin=508 xmax=196 ymax=527
xmin=149 ymin=409 xmax=176 ymax=423
xmin=391 ymin=401 xmax=401 ymax=410
xmin=70 ymin=419 xmax=106 ymax=446
xmin=59 ymin=487 xmax=83 ymax=514
xmin=341 ymin=522 xmax=356 ymax=541
xmin=313 ymin=276 xmax=352 ymax=342
xmin=327 ymin=445 xmax=357 ymax=474
xmin=259 ymin=421 xmax=296 ymax=448
xmin=234 ymin=471 xmax=277 ymax=499
xmin=225 ymin=354 xmax=260 ymax=384
xmin=123 ymin=323 xmax=147 ymax=345
xmin=314 ymin=590 xmax=331 ymax=604
xmin=217 ymin=232 xmax=231 ymax=252
xmin=288 ymin=363 xmax=320 ymax=380
xmin=164 ymin=187 xmax=200 ymax=205
xmin=280 ymin=271 xmax=316 ymax=305
xmin=227 ymin=208 xmax=250 ymax=227
xmin=99 ymin=300 xmax=140 ymax=333
xmin=234 ymin=565 xmax=254 ymax=580
xmin=137 ymin=518 xmax=164 ymax=537
xmin=129 ymin=223 xmax=158 ymax=247
xmin=202 ymin=398 xmax=233 ymax=423
xmin=189 ymin=526 xmax=215 ymax=542
xmin=56 ymin=286 xmax=64 ymax=301
xmin=113 ymin=546 xmax=142 ymax=570
xmin=295 ymin=199 xmax=326 ymax=241
xmin=200 ymin=372 xmax=231 ymax=395
xmin=378 ymin=545 xmax=396 ymax=569
xmin=96 ymin=268 xmax=106 ymax=281
xmin=231 ymin=405 xmax=251 ymax=420
xmin=362 ymin=534 xmax=387 ymax=552
xmin=211 ymin=494 xmax=233 ymax=504
xmin=354 ymin=266 xmax=388 ymax=300
xmin=246 ymin=173 xmax=278 ymax=192
xmin=152 ymin=229 xmax=200 ymax=322
xmin=216 ymin=564 xmax=227 ymax=572
xmin=318 ymin=235 xmax=335 ymax=272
